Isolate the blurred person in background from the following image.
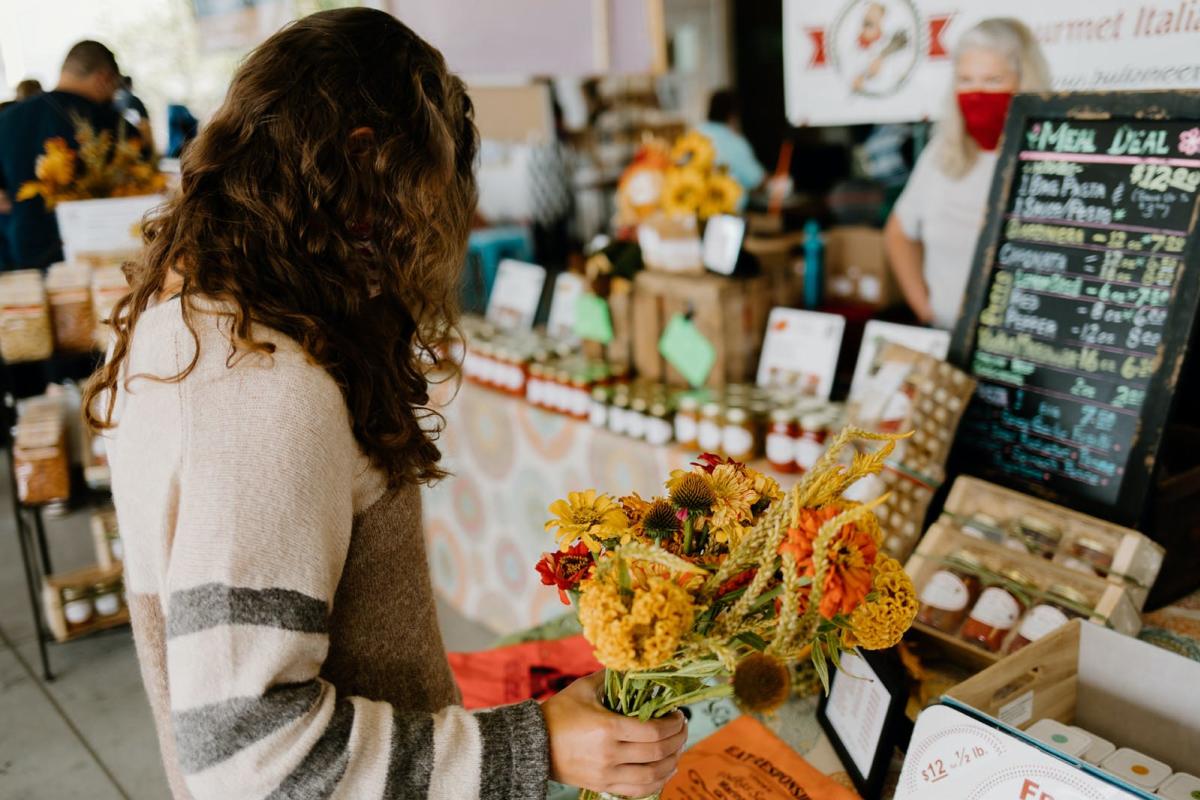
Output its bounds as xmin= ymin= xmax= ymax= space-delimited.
xmin=16 ymin=78 xmax=44 ymax=101
xmin=85 ymin=9 xmax=686 ymax=799
xmin=0 ymin=40 xmax=127 ymax=269
xmin=114 ymin=74 xmax=155 ymax=151
xmin=0 ymin=79 xmax=45 ymax=267
xmin=697 ymin=88 xmax=767 ymax=197
xmin=885 ymin=18 xmax=1049 ymax=329
xmin=166 ymin=103 xmax=199 ymax=158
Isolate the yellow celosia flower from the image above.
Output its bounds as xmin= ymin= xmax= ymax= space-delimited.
xmin=845 ymin=554 xmax=918 ymax=650
xmin=545 ymin=490 xmax=629 ymax=553
xmin=578 ymin=568 xmax=695 ymax=671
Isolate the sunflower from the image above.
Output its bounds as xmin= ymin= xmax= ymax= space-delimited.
xmin=707 ymin=464 xmax=758 ymax=536
xmin=698 ymin=169 xmax=743 ymax=219
xmin=845 ymin=555 xmax=918 ymax=650
xmin=661 ymin=167 xmax=706 ymax=216
xmin=672 ymin=130 xmax=716 ymax=172
xmin=667 ymin=470 xmax=716 ymax=513
xmin=732 ymin=652 xmax=792 ymax=714
xmin=545 ymin=490 xmax=629 ymax=553
xmin=578 ymin=569 xmax=695 ymax=671
xmin=779 ymin=504 xmax=879 ymax=619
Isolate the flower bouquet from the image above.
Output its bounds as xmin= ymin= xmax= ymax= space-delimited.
xmin=537 ymin=428 xmax=918 ymax=800
xmin=18 ymin=119 xmax=165 ymax=209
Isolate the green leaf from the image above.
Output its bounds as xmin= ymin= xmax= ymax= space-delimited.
xmin=734 ymin=631 xmax=768 ymax=652
xmin=812 ymin=644 xmax=830 ymax=694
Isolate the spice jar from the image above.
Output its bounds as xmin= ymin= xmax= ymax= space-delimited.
xmin=569 ymin=373 xmax=590 ymax=420
xmin=960 ymin=569 xmax=1034 ymax=652
xmin=62 ymin=586 xmax=94 ymax=627
xmin=645 ymin=401 xmax=674 ymax=446
xmin=766 ymin=409 xmax=799 ymax=473
xmin=722 ymin=406 xmax=757 ymax=461
xmin=93 ymin=579 xmax=123 ymax=618
xmin=626 ymin=396 xmax=649 ymax=440
xmin=698 ymin=402 xmax=724 ymax=454
xmin=961 ymin=513 xmax=1007 ymax=544
xmin=1007 ymin=584 xmax=1089 ymax=653
xmin=589 ymin=386 xmax=610 ymax=428
xmin=608 ymin=391 xmax=630 ymax=436
xmin=13 ymin=420 xmax=70 ymax=506
xmin=1010 ymin=516 xmax=1062 ymax=559
xmin=795 ymin=411 xmax=829 ymax=472
xmin=1062 ymin=535 xmax=1115 ymax=577
xmin=46 ymin=263 xmax=96 ymax=354
xmin=525 ymin=363 xmax=545 ymax=407
xmin=674 ymin=396 xmax=701 ymax=450
xmin=917 ymin=551 xmax=984 ymax=633
xmin=0 ymin=272 xmax=54 ymax=363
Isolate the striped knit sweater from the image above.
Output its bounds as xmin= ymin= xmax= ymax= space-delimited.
xmin=106 ymin=297 xmax=549 ymax=799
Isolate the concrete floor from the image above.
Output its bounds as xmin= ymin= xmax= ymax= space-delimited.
xmin=0 ymin=462 xmax=496 ymax=799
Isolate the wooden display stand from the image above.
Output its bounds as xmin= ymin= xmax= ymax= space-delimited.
xmin=949 ymin=91 xmax=1200 ymax=604
xmin=42 ymin=564 xmax=128 ymax=643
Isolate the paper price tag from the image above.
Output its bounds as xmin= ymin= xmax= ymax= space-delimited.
xmin=659 ymin=314 xmax=716 ymax=388
xmin=755 ymin=307 xmax=845 ymax=398
xmin=546 ymin=272 xmax=585 ymax=340
xmin=574 ymin=293 xmax=614 ymax=344
xmin=486 ymin=259 xmax=547 ymax=331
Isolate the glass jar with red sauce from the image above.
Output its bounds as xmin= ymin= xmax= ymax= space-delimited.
xmin=766 ymin=409 xmax=799 ymax=473
xmin=960 ymin=569 xmax=1035 ymax=653
xmin=916 ymin=551 xmax=984 ymax=633
xmin=1006 ymin=585 xmax=1090 ymax=654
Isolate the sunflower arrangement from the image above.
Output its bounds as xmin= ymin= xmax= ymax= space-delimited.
xmin=537 ymin=428 xmax=917 ymax=799
xmin=616 ymin=130 xmax=743 ymax=227
xmin=17 ymin=119 xmax=165 ymax=209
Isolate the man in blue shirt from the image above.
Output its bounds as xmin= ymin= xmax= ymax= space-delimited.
xmin=696 ymin=89 xmax=768 ymax=201
xmin=0 ymin=41 xmax=126 ymax=269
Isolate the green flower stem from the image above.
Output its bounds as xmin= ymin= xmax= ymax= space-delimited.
xmin=655 ymin=683 xmax=734 ymax=715
xmin=682 ymin=515 xmax=694 ymax=555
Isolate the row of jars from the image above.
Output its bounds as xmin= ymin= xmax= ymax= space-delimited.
xmin=916 ymin=550 xmax=1094 ymax=655
xmin=958 ymin=512 xmax=1117 ymax=578
xmin=60 ymin=576 xmax=126 ymax=629
xmin=590 ymin=382 xmax=678 ymax=446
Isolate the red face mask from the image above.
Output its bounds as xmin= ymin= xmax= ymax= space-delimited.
xmin=957 ymin=91 xmax=1014 ymax=151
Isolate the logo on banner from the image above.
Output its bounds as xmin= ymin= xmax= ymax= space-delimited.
xmin=805 ymin=0 xmax=952 ymax=98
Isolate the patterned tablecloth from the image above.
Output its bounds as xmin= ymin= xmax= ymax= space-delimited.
xmin=423 ymin=380 xmax=702 ymax=635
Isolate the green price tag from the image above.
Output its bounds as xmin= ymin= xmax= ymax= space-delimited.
xmin=659 ymin=313 xmax=715 ymax=388
xmin=574 ymin=294 xmax=614 ymax=344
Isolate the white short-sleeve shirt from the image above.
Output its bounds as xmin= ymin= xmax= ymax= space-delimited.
xmin=893 ymin=145 xmax=998 ymax=330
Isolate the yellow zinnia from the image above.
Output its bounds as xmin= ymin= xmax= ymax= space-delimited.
xmin=707 ymin=464 xmax=757 ymax=538
xmin=844 ymin=555 xmax=918 ymax=650
xmin=545 ymin=490 xmax=629 ymax=553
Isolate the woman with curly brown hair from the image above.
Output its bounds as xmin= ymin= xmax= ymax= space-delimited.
xmin=85 ymin=9 xmax=685 ymax=799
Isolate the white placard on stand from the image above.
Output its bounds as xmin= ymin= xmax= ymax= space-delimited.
xmin=755 ymin=307 xmax=845 ymax=399
xmin=486 ymin=259 xmax=547 ymax=331
xmin=848 ymin=320 xmax=951 ymax=402
xmin=823 ymin=652 xmax=891 ymax=779
xmin=702 ymin=214 xmax=746 ymax=275
xmin=546 ymin=271 xmax=585 ymax=341
xmin=55 ymin=195 xmax=164 ymax=261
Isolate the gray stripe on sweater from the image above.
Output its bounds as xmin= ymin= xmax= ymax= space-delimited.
xmin=382 ymin=713 xmax=435 ymax=797
xmin=173 ymin=681 xmax=323 ymax=773
xmin=166 ymin=583 xmax=328 ymax=638
xmin=477 ymin=701 xmax=551 ymax=800
xmin=265 ymin=697 xmax=356 ymax=799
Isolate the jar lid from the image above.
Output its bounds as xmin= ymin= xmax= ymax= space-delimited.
xmin=969 ymin=513 xmax=1001 ymax=528
xmin=1018 ymin=516 xmax=1063 ymax=542
xmin=725 ymin=407 xmax=749 ymax=424
xmin=1047 ymin=584 xmax=1091 ymax=608
xmin=800 ymin=411 xmax=827 ymax=429
xmin=1075 ymin=535 xmax=1113 ymax=554
xmin=701 ymin=402 xmax=723 ymax=417
xmin=612 ymin=393 xmax=630 ymax=408
xmin=769 ymin=408 xmax=794 ymax=424
xmin=591 ymin=386 xmax=610 ymax=402
xmin=677 ymin=395 xmax=700 ymax=412
xmin=1000 ymin=568 xmax=1036 ymax=588
xmin=631 ymin=397 xmax=648 ymax=412
xmin=91 ymin=581 xmax=118 ymax=593
xmin=947 ymin=550 xmax=985 ymax=571
xmin=528 ymin=363 xmax=545 ymax=377
xmin=649 ymin=401 xmax=669 ymax=417
xmin=61 ymin=586 xmax=88 ymax=601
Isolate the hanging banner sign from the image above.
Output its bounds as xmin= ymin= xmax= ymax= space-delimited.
xmin=784 ymin=0 xmax=1200 ymax=126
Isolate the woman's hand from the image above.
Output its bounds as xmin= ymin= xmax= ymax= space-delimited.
xmin=542 ymin=672 xmax=688 ymax=797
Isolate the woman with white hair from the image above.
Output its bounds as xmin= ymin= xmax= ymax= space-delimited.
xmin=885 ymin=18 xmax=1050 ymax=330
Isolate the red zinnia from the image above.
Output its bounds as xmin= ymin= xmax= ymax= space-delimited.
xmin=535 ymin=542 xmax=594 ymax=604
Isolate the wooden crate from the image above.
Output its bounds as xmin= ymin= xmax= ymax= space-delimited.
xmin=42 ymin=564 xmax=128 ymax=643
xmin=632 ymin=271 xmax=771 ymax=388
xmin=904 ymin=476 xmax=1164 ymax=669
xmin=743 ymin=232 xmax=805 ymax=309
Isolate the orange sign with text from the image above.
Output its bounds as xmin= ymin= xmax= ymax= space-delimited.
xmin=662 ymin=716 xmax=861 ymax=800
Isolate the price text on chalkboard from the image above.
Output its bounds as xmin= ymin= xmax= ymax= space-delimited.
xmin=953 ymin=94 xmax=1200 ymax=515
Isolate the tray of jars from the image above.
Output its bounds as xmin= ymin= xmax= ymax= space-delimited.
xmin=41 ymin=563 xmax=129 ymax=643
xmin=902 ymin=476 xmax=1163 ymax=669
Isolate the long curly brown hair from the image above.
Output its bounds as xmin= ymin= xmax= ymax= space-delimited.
xmin=84 ymin=8 xmax=477 ymax=488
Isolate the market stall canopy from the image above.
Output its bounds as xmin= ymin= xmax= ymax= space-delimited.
xmin=784 ymin=0 xmax=1200 ymax=126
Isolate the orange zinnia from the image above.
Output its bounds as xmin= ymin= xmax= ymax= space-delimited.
xmin=779 ymin=505 xmax=877 ymax=619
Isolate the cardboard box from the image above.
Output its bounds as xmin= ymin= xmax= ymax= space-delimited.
xmin=824 ymin=226 xmax=901 ymax=308
xmin=633 ymin=271 xmax=771 ymax=388
xmin=898 ymin=620 xmax=1200 ymax=798
xmin=904 ymin=476 xmax=1165 ymax=672
xmin=743 ymin=231 xmax=805 ymax=309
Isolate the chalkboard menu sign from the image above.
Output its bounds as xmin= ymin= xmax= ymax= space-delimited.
xmin=951 ymin=92 xmax=1200 ymax=524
